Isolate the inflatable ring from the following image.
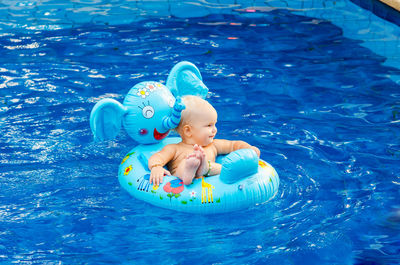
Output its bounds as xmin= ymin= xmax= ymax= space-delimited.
xmin=91 ymin=61 xmax=280 ymax=213
xmin=118 ymin=137 xmax=280 ymax=214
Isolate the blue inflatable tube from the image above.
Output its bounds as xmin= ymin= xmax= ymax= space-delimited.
xmin=91 ymin=61 xmax=280 ymax=214
xmin=118 ymin=137 xmax=279 ymax=214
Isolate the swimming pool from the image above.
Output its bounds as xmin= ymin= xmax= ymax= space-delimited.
xmin=1 ymin=0 xmax=399 ymax=264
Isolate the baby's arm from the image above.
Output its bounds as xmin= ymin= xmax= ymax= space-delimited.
xmin=148 ymin=145 xmax=176 ymax=186
xmin=213 ymin=139 xmax=260 ymax=157
xmin=203 ymin=140 xmax=260 ymax=177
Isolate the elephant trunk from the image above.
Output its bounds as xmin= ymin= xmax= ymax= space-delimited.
xmin=160 ymin=97 xmax=186 ymax=133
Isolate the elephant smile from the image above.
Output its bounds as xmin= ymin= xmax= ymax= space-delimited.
xmin=153 ymin=128 xmax=169 ymax=140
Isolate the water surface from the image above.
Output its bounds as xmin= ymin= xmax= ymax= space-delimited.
xmin=1 ymin=1 xmax=400 ymax=264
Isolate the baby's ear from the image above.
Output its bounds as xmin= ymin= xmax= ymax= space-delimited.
xmin=182 ymin=124 xmax=192 ymax=137
xmin=90 ymin=98 xmax=127 ymax=141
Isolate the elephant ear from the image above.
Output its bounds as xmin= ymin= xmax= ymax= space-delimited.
xmin=90 ymin=98 xmax=127 ymax=141
xmin=166 ymin=61 xmax=209 ymax=99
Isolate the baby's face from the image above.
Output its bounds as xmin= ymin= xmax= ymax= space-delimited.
xmin=189 ymin=107 xmax=218 ymax=146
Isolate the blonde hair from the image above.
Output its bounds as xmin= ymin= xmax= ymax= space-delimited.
xmin=175 ymin=95 xmax=215 ymax=135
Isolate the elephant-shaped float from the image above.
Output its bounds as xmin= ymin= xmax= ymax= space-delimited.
xmin=90 ymin=61 xmax=208 ymax=144
xmin=89 ymin=61 xmax=279 ymax=214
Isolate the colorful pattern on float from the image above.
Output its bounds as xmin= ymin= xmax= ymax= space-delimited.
xmin=90 ymin=61 xmax=280 ymax=214
xmin=118 ymin=137 xmax=279 ymax=214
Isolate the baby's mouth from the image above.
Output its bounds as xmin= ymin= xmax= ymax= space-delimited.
xmin=154 ymin=128 xmax=169 ymax=140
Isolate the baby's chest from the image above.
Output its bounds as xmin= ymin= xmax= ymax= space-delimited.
xmin=175 ymin=146 xmax=217 ymax=162
xmin=203 ymin=148 xmax=217 ymax=161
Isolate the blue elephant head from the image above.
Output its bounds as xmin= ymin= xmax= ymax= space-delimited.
xmin=90 ymin=61 xmax=209 ymax=144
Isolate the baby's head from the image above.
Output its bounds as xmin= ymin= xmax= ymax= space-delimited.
xmin=176 ymin=95 xmax=218 ymax=146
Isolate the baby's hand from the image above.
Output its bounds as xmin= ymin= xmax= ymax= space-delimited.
xmin=150 ymin=166 xmax=171 ymax=186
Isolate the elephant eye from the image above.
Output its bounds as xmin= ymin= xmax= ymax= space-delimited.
xmin=138 ymin=101 xmax=155 ymax=119
xmin=142 ymin=105 xmax=154 ymax=119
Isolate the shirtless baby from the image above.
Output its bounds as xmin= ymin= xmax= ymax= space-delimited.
xmin=148 ymin=95 xmax=260 ymax=186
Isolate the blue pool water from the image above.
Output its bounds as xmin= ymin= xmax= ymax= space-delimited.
xmin=1 ymin=0 xmax=400 ymax=264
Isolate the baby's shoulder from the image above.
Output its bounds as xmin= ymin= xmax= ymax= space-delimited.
xmin=212 ymin=139 xmax=234 ymax=153
xmin=161 ymin=143 xmax=179 ymax=153
xmin=212 ymin=138 xmax=232 ymax=146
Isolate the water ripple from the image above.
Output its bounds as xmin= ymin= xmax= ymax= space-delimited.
xmin=0 ymin=3 xmax=400 ymax=264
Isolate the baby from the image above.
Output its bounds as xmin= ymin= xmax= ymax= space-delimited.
xmin=148 ymin=95 xmax=260 ymax=186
